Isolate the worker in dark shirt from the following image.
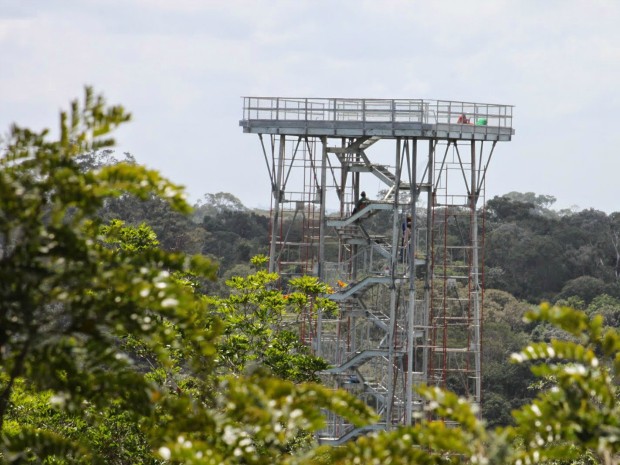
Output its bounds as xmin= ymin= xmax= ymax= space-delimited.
xmin=352 ymin=191 xmax=370 ymax=214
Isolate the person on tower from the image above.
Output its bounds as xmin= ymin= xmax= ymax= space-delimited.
xmin=352 ymin=191 xmax=370 ymax=215
xmin=457 ymin=113 xmax=470 ymax=124
xmin=401 ymin=216 xmax=412 ymax=262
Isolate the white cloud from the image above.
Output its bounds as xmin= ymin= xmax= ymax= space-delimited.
xmin=0 ymin=0 xmax=619 ymax=212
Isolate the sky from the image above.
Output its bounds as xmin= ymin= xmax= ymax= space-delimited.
xmin=1 ymin=0 xmax=619 ymax=213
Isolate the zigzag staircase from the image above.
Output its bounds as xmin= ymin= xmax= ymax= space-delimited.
xmin=320 ymin=200 xmax=410 ymax=444
xmin=318 ymin=138 xmax=430 ymax=444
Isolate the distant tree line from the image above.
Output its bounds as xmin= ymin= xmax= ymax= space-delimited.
xmin=484 ymin=192 xmax=620 ymax=304
xmin=100 ymin=185 xmax=620 ymax=429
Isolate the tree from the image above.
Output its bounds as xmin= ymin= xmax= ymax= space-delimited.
xmin=587 ymin=294 xmax=620 ymax=327
xmin=193 ymin=192 xmax=247 ymax=220
xmin=208 ymin=257 xmax=334 ymax=383
xmin=200 ymin=209 xmax=270 ymax=277
xmin=485 ymin=222 xmax=568 ymax=301
xmin=101 ymin=194 xmax=208 ymax=254
xmin=502 ymin=191 xmax=557 ymax=212
xmin=486 ymin=195 xmax=539 ymax=222
xmin=0 ymin=86 xmax=218 ymax=461
xmin=611 ymin=212 xmax=620 ymax=279
xmin=509 ymin=303 xmax=620 ymax=465
xmin=7 ymin=87 xmax=620 ymax=465
xmin=558 ymin=209 xmax=616 ymax=282
xmin=555 ymin=276 xmax=610 ymax=305
xmin=484 ymin=195 xmax=620 ymax=302
xmin=0 ymin=88 xmax=375 ymax=464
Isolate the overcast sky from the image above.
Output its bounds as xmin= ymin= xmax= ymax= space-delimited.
xmin=1 ymin=0 xmax=619 ymax=213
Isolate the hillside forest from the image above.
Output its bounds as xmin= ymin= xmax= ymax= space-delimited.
xmin=3 ymin=88 xmax=620 ymax=464
xmin=108 ymin=182 xmax=620 ymax=427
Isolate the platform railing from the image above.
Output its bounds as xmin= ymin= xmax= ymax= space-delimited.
xmin=242 ymin=97 xmax=513 ymax=129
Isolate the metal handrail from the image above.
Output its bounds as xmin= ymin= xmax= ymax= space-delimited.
xmin=242 ymin=97 xmax=514 ymax=129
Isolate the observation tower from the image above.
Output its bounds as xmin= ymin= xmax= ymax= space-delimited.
xmin=240 ymin=97 xmax=514 ymax=443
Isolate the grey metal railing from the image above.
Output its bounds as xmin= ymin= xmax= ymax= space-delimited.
xmin=242 ymin=97 xmax=513 ymax=129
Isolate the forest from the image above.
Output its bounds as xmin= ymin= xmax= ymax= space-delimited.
xmin=167 ymin=189 xmax=620 ymax=428
xmin=2 ymin=88 xmax=620 ymax=464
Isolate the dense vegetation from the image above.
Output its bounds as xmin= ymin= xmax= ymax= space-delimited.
xmin=485 ymin=193 xmax=620 ymax=303
xmin=2 ymin=87 xmax=620 ymax=464
xmin=157 ymin=189 xmax=620 ymax=428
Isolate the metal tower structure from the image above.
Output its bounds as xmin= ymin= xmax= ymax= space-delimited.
xmin=240 ymin=97 xmax=514 ymax=443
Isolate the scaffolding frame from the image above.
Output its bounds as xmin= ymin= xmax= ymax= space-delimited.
xmin=240 ymin=97 xmax=514 ymax=443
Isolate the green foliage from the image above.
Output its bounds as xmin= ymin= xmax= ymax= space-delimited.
xmin=100 ymin=219 xmax=160 ymax=252
xmin=485 ymin=195 xmax=620 ymax=302
xmin=482 ymin=320 xmax=534 ymax=426
xmin=200 ymin=208 xmax=270 ymax=275
xmin=287 ymin=275 xmax=340 ymax=319
xmin=555 ymin=276 xmax=613 ymax=306
xmin=588 ymin=294 xmax=620 ymax=314
xmin=154 ymin=374 xmax=375 ymax=465
xmin=0 ymin=89 xmax=376 ymax=464
xmin=306 ymin=386 xmax=487 ymax=465
xmin=300 ymin=304 xmax=620 ymax=465
xmin=5 ymin=381 xmax=161 ymax=464
xmin=502 ymin=191 xmax=558 ymax=213
xmin=208 ymin=260 xmax=331 ymax=383
xmin=509 ymin=303 xmax=620 ymax=464
xmin=193 ymin=192 xmax=247 ymax=218
xmin=0 ymin=87 xmax=219 ymax=462
xmin=7 ymin=89 xmax=620 ymax=465
xmin=100 ymin=193 xmax=209 ymax=255
xmin=586 ymin=294 xmax=620 ymax=327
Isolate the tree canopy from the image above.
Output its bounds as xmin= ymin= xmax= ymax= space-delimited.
xmin=3 ymin=88 xmax=620 ymax=465
xmin=0 ymin=88 xmax=373 ymax=464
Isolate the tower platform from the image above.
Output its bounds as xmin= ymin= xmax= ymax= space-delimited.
xmin=240 ymin=97 xmax=514 ymax=141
